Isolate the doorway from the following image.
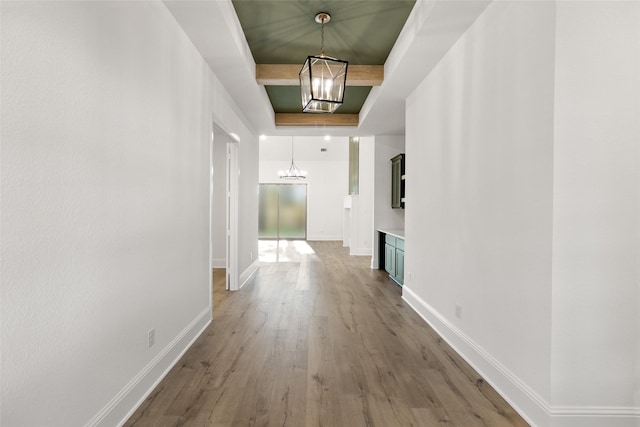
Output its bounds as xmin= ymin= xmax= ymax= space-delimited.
xmin=211 ymin=125 xmax=239 ymax=295
xmin=258 ymin=183 xmax=307 ymax=240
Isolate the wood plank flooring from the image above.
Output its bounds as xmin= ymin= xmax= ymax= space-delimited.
xmin=125 ymin=241 xmax=528 ymax=426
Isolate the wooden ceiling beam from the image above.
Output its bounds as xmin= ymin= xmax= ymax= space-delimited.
xmin=275 ymin=113 xmax=359 ymax=127
xmin=257 ymin=64 xmax=383 ymax=86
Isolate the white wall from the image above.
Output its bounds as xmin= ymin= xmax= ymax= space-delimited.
xmin=351 ymin=136 xmax=375 ymax=256
xmin=551 ymin=0 xmax=640 ymax=414
xmin=259 ymin=136 xmax=349 ymax=241
xmin=237 ymin=133 xmax=260 ymax=277
xmin=211 ymin=129 xmax=228 ymax=268
xmin=372 ymin=135 xmax=405 ymax=268
xmin=404 ymin=1 xmax=555 ymax=424
xmin=1 ymin=2 xmax=258 ymax=426
xmin=404 ymin=1 xmax=640 ymax=426
xmin=373 ymin=135 xmax=405 ymax=231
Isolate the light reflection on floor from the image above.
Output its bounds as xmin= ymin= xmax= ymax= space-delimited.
xmin=259 ymin=239 xmax=317 ymax=263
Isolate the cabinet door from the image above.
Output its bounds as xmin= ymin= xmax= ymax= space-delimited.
xmin=391 ymin=156 xmax=403 ymax=209
xmin=395 ymin=249 xmax=405 ymax=285
xmin=385 ymin=244 xmax=396 ymax=276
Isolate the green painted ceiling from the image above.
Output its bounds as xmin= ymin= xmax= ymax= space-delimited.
xmin=265 ymin=86 xmax=372 ymax=114
xmin=232 ymin=0 xmax=416 ymax=116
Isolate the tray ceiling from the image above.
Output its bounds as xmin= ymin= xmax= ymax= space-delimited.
xmin=231 ymin=0 xmax=416 ymax=127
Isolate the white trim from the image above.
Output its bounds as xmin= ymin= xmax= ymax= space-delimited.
xmin=551 ymin=407 xmax=640 ymax=417
xmin=211 ymin=257 xmax=226 ymax=268
xmin=226 ymin=141 xmax=239 ymax=291
xmin=239 ymin=260 xmax=260 ymax=290
xmin=549 ymin=406 xmax=640 ymax=427
xmin=86 ymin=308 xmax=211 ymax=427
xmin=209 ymin=119 xmax=215 ymax=333
xmin=401 ymin=285 xmax=640 ymax=427
xmin=349 ymin=247 xmax=372 ymax=256
xmin=544 ymin=411 xmax=640 ymax=427
xmin=306 ymin=236 xmax=344 ymax=241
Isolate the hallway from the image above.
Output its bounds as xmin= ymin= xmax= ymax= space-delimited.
xmin=125 ymin=241 xmax=526 ymax=426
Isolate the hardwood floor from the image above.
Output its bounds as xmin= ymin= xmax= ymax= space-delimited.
xmin=125 ymin=241 xmax=528 ymax=426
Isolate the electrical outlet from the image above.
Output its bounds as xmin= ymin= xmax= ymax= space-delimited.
xmin=455 ymin=305 xmax=462 ymax=319
xmin=148 ymin=328 xmax=155 ymax=348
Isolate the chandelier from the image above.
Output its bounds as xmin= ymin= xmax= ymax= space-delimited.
xmin=279 ymin=137 xmax=307 ymax=179
xmin=299 ymin=12 xmax=348 ymax=114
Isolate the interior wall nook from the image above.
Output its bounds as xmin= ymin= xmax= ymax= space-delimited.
xmin=259 ymin=136 xmax=349 ymax=242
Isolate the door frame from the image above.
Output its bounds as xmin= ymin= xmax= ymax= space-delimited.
xmin=211 ymin=122 xmax=240 ymax=299
xmin=226 ymin=141 xmax=239 ymax=290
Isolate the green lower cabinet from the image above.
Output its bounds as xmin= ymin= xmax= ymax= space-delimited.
xmin=384 ymin=243 xmax=396 ymax=277
xmin=394 ymin=249 xmax=404 ymax=285
xmin=383 ymin=233 xmax=404 ymax=286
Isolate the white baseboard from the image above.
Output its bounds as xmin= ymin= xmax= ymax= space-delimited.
xmin=86 ymin=307 xmax=211 ymax=427
xmin=306 ymin=236 xmax=344 ymax=241
xmin=401 ymin=285 xmax=546 ymax=425
xmin=211 ymin=258 xmax=226 ymax=268
xmin=401 ymin=285 xmax=640 ymax=427
xmin=548 ymin=408 xmax=640 ymax=427
xmin=239 ymin=259 xmax=260 ymax=290
xmin=349 ymin=247 xmax=372 ymax=256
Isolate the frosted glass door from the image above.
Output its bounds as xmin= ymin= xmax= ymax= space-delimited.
xmin=259 ymin=184 xmax=307 ymax=239
xmin=258 ymin=184 xmax=279 ymax=239
xmin=277 ymin=184 xmax=306 ymax=239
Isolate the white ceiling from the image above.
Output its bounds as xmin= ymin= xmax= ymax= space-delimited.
xmin=163 ymin=0 xmax=491 ymax=137
xmin=259 ymin=136 xmax=350 ymax=162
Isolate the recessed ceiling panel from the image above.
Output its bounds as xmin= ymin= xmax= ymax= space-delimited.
xmin=232 ymin=1 xmax=416 ymax=65
xmin=265 ymin=86 xmax=372 ymax=114
xmin=232 ymin=0 xmax=416 ymax=123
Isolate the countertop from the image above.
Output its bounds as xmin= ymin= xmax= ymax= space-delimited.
xmin=377 ymin=228 xmax=405 ymax=239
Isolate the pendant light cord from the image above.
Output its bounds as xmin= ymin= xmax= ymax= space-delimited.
xmin=320 ymin=20 xmax=326 ymax=56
